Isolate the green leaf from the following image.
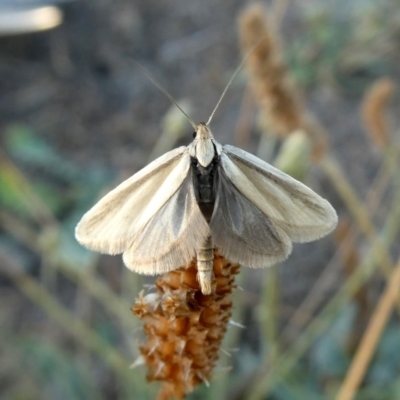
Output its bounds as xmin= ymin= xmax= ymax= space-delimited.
xmin=18 ymin=337 xmax=103 ymax=400
xmin=4 ymin=124 xmax=80 ymax=181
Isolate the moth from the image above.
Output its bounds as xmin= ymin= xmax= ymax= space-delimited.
xmin=75 ymin=56 xmax=338 ymax=295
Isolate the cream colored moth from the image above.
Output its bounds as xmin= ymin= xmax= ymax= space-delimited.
xmin=75 ymin=51 xmax=338 ymax=295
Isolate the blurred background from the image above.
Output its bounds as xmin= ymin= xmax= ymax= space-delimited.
xmin=1 ymin=0 xmax=400 ymax=399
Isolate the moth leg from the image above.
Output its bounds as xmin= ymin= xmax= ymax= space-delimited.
xmin=196 ymin=235 xmax=214 ymax=295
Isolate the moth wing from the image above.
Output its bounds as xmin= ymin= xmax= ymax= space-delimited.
xmin=210 ymin=167 xmax=292 ymax=268
xmin=123 ymin=170 xmax=210 ymax=275
xmin=75 ymin=147 xmax=189 ymax=254
xmin=222 ymin=145 xmax=338 ymax=242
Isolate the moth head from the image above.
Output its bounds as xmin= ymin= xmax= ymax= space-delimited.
xmin=190 ymin=123 xmax=215 ymax=167
xmin=195 ymin=122 xmax=213 ymax=140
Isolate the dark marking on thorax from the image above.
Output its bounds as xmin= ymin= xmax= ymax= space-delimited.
xmin=191 ymin=153 xmax=219 ymax=221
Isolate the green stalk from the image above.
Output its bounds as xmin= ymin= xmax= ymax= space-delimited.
xmin=0 ymin=260 xmax=136 ymax=398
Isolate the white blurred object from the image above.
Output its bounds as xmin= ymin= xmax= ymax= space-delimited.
xmin=0 ymin=5 xmax=63 ymax=35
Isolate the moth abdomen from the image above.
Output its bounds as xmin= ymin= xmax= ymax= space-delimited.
xmin=196 ymin=236 xmax=214 ymax=295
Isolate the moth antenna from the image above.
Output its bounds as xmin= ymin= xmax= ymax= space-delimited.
xmin=132 ymin=59 xmax=197 ymax=130
xmin=206 ymin=37 xmax=267 ymax=126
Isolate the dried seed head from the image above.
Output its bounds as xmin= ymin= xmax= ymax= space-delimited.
xmin=239 ymin=3 xmax=304 ymax=137
xmin=239 ymin=3 xmax=330 ymax=162
xmin=132 ymin=252 xmax=240 ymax=399
xmin=361 ymin=77 xmax=395 ymax=150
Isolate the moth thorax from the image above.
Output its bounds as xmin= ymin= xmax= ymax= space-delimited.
xmin=196 ymin=240 xmax=214 ymax=295
xmin=196 ymin=140 xmax=215 ymax=167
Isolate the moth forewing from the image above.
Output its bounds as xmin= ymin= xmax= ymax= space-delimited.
xmin=122 ymin=170 xmax=210 ymax=275
xmin=219 ymin=152 xmax=287 ymax=221
xmin=132 ymin=152 xmax=191 ymax=229
xmin=210 ymin=166 xmax=292 ymax=269
xmin=75 ymin=146 xmax=187 ymax=254
xmin=222 ymin=145 xmax=338 ymax=242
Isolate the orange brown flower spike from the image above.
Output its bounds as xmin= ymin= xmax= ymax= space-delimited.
xmin=132 ymin=251 xmax=240 ymax=400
